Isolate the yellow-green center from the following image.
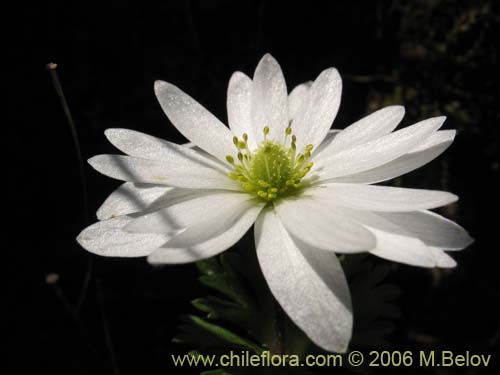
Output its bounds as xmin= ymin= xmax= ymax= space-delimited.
xmin=226 ymin=125 xmax=314 ymax=202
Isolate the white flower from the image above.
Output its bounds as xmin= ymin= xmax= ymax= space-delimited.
xmin=77 ymin=54 xmax=473 ymax=353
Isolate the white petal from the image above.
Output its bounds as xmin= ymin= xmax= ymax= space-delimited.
xmin=88 ymin=155 xmax=239 ymax=190
xmin=339 ymin=208 xmax=436 ymax=267
xmin=96 ymin=182 xmax=172 ymax=220
xmin=412 ymin=129 xmax=456 ymax=152
xmin=315 ymin=117 xmax=446 ymax=179
xmin=126 ymin=191 xmax=254 ymax=234
xmin=312 ymin=183 xmax=458 ymax=212
xmin=255 ymin=209 xmax=353 ymax=352
xmin=148 ymin=203 xmax=263 ymax=264
xmin=227 ymin=72 xmax=256 ymax=148
xmin=274 ymin=197 xmax=376 ymax=253
xmin=313 ymin=129 xmax=341 ymax=158
xmin=376 ymin=210 xmax=473 ymax=250
xmin=322 ymin=106 xmax=405 ymax=156
xmin=288 ymin=81 xmax=312 ymax=121
xmin=293 ymin=68 xmax=342 ymax=151
xmin=429 ymin=248 xmax=457 ymax=268
xmin=165 ymin=199 xmax=262 ymax=247
xmin=77 ymin=216 xmax=168 ymax=257
xmin=331 ymin=130 xmax=455 ymax=184
xmin=105 ymin=128 xmax=229 ymax=174
xmin=251 ymin=54 xmax=288 ymax=143
xmin=154 ymin=80 xmax=234 ymax=162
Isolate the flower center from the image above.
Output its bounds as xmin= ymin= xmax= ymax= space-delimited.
xmin=226 ymin=125 xmax=314 ymax=202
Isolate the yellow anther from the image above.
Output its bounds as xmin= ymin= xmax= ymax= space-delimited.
xmin=257 ymin=191 xmax=268 ymax=199
xmin=227 ymin=126 xmax=315 ymax=203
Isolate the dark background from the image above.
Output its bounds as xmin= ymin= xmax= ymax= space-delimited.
xmin=9 ymin=0 xmax=500 ymax=374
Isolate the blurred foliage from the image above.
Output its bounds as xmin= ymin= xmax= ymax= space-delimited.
xmin=367 ymin=0 xmax=498 ymax=162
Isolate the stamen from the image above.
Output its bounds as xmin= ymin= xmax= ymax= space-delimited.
xmin=226 ymin=128 xmax=315 ymax=202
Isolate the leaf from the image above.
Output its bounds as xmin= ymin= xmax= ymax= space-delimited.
xmin=201 ymin=369 xmax=234 ymax=375
xmin=192 ymin=297 xmax=256 ymax=331
xmin=342 ymin=254 xmax=402 ymax=348
xmin=187 ymin=315 xmax=264 ymax=354
xmin=197 ymin=254 xmax=255 ymax=307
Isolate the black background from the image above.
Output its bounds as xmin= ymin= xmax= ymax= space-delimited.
xmin=9 ymin=1 xmax=500 ymax=374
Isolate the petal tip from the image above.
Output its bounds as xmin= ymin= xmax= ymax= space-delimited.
xmin=87 ymin=155 xmax=99 ymax=167
xmin=104 ymin=128 xmax=123 ymax=142
xmin=154 ymin=80 xmax=169 ymax=94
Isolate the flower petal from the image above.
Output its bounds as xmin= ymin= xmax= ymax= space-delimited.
xmin=313 ymin=129 xmax=341 ymax=158
xmin=331 ymin=130 xmax=455 ymax=184
xmin=339 ymin=208 xmax=436 ymax=267
xmin=96 ymin=182 xmax=172 ymax=220
xmin=77 ymin=216 xmax=169 ymax=257
xmin=322 ymin=106 xmax=405 ymax=156
xmin=154 ymin=80 xmax=234 ymax=162
xmin=148 ymin=203 xmax=263 ymax=264
xmin=293 ymin=68 xmax=342 ymax=151
xmin=88 ymin=154 xmax=239 ymax=190
xmin=274 ymin=197 xmax=376 ymax=253
xmin=312 ymin=183 xmax=457 ymax=212
xmin=251 ymin=54 xmax=288 ymax=143
xmin=429 ymin=248 xmax=457 ymax=268
xmin=315 ymin=117 xmax=446 ymax=179
xmin=165 ymin=199 xmax=263 ymax=247
xmin=126 ymin=191 xmax=254 ymax=234
xmin=375 ymin=210 xmax=473 ymax=250
xmin=227 ymin=72 xmax=256 ymax=148
xmin=288 ymin=81 xmax=312 ymax=121
xmin=105 ymin=128 xmax=229 ymax=174
xmin=255 ymin=209 xmax=353 ymax=352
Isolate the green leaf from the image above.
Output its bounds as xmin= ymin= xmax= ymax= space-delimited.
xmin=187 ymin=315 xmax=264 ymax=354
xmin=201 ymin=369 xmax=234 ymax=375
xmin=192 ymin=297 xmax=256 ymax=331
xmin=197 ymin=254 xmax=255 ymax=307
